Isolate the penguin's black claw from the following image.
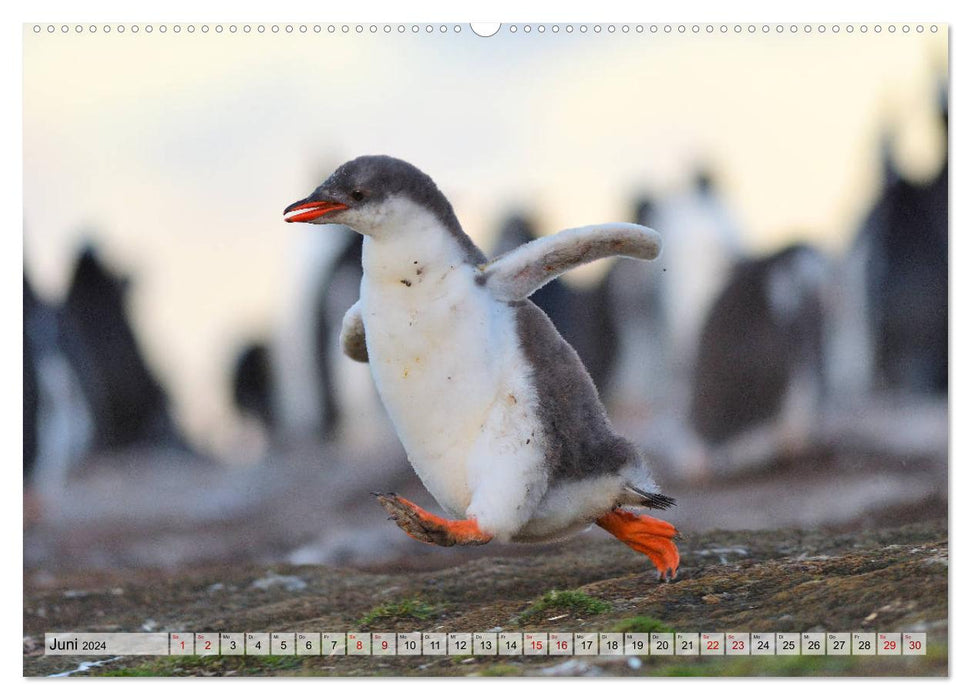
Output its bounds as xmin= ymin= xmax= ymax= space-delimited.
xmin=657 ymin=567 xmax=678 ymax=583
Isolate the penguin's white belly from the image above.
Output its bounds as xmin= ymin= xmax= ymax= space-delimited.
xmin=360 ymin=266 xmax=547 ymax=529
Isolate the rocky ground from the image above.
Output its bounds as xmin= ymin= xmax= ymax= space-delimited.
xmin=24 ymin=419 xmax=949 ymax=679
xmin=24 ymin=518 xmax=947 ymax=677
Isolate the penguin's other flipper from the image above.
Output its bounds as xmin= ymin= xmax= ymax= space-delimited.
xmin=374 ymin=493 xmax=493 ymax=546
xmin=596 ymin=508 xmax=680 ymax=581
xmin=478 ymin=223 xmax=662 ymax=302
xmin=340 ymin=300 xmax=369 ymax=363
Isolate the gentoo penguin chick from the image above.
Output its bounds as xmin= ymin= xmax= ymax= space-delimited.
xmin=285 ymin=155 xmax=679 ymax=579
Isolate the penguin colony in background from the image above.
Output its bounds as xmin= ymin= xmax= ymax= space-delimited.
xmin=284 ymin=155 xmax=680 ymax=579
xmin=23 ymin=248 xmax=185 ymax=486
xmin=684 ymin=96 xmax=947 ymax=462
xmin=26 ymin=96 xmax=945 ymax=520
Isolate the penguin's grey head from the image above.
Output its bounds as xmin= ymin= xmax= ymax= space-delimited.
xmin=285 ymin=155 xmax=466 ymax=240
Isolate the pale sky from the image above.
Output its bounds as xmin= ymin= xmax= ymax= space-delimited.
xmin=22 ymin=25 xmax=947 ymax=453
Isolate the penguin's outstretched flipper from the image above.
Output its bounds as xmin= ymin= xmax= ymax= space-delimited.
xmin=375 ymin=493 xmax=493 ymax=546
xmin=340 ymin=300 xmax=369 ymax=363
xmin=596 ymin=508 xmax=680 ymax=581
xmin=478 ymin=223 xmax=662 ymax=302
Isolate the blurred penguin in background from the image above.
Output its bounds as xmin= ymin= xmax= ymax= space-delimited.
xmin=232 ymin=343 xmax=275 ymax=428
xmin=597 ymin=176 xmax=743 ymax=479
xmin=817 ymin=92 xmax=948 ymax=460
xmin=24 ymin=265 xmax=93 ymax=496
xmin=230 ymin=227 xmax=394 ymax=456
xmin=315 ymin=232 xmax=367 ymax=440
xmin=491 ymin=213 xmax=620 ymax=395
xmin=690 ymin=243 xmax=828 ymax=475
xmin=58 ymin=246 xmax=184 ymax=453
xmin=274 ymin=224 xmax=397 ymax=451
xmin=652 ymin=170 xmax=744 ymax=385
xmin=860 ymin=103 xmax=948 ymax=395
xmin=273 ymin=223 xmax=351 ymax=441
xmin=23 ymin=275 xmax=43 ymax=483
xmin=828 ymin=91 xmax=947 ymax=402
xmin=608 ymin=196 xmax=671 ymax=410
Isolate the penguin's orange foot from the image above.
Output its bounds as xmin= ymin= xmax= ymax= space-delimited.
xmin=596 ymin=508 xmax=680 ymax=581
xmin=374 ymin=493 xmax=493 ymax=547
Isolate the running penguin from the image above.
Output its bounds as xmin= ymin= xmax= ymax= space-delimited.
xmin=284 ymin=155 xmax=680 ymax=579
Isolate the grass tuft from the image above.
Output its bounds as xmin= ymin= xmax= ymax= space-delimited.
xmin=358 ymin=598 xmax=438 ymax=627
xmin=611 ymin=616 xmax=674 ymax=634
xmin=518 ymin=589 xmax=612 ymax=623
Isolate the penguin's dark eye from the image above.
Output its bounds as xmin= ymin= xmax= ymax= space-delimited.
xmin=350 ymin=189 xmax=366 ymax=202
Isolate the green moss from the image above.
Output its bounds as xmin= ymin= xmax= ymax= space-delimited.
xmin=518 ymin=589 xmax=612 ymax=623
xmin=611 ymin=616 xmax=674 ymax=634
xmin=358 ymin=598 xmax=438 ymax=627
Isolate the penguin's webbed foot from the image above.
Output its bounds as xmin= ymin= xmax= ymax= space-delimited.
xmin=596 ymin=508 xmax=680 ymax=582
xmin=374 ymin=493 xmax=493 ymax=547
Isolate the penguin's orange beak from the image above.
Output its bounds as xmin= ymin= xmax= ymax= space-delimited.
xmin=283 ymin=198 xmax=349 ymax=223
